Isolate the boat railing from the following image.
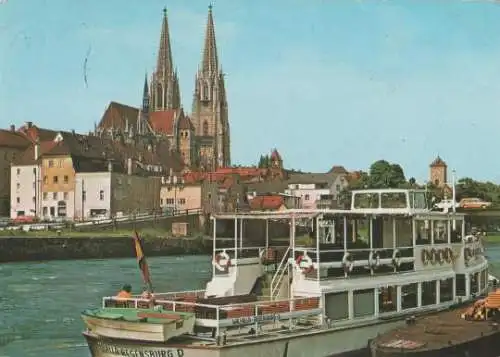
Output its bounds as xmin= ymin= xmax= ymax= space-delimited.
xmin=213 ymin=245 xmax=290 ymax=261
xmin=136 ymin=289 xmax=206 ymax=300
xmin=295 ymin=246 xmax=414 ymax=263
xmin=270 ymin=246 xmax=291 ymax=299
xmin=102 ymin=295 xmax=322 ymax=331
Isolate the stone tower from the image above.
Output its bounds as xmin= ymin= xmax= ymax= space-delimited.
xmin=429 ymin=156 xmax=447 ymax=187
xmin=191 ymin=5 xmax=230 ymax=171
xmin=150 ymin=8 xmax=181 ymax=112
xmin=176 ymin=111 xmax=196 ymax=167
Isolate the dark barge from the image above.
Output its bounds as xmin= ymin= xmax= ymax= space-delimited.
xmin=370 ymin=299 xmax=500 ymax=357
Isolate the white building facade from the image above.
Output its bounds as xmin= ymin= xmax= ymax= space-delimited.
xmin=74 ymin=172 xmax=112 ymax=219
xmin=10 ymin=164 xmax=41 ymax=219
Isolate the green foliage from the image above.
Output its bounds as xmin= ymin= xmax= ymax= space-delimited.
xmin=258 ymin=154 xmax=272 ymax=168
xmin=456 ymin=177 xmax=500 ymax=204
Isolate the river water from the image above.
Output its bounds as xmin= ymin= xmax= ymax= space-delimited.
xmin=1 ymin=247 xmax=500 ymax=357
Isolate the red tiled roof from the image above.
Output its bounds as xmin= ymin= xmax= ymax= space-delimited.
xmin=328 ymin=165 xmax=348 ymax=174
xmin=250 ymin=195 xmax=285 ymax=211
xmin=13 ymin=141 xmax=57 ymax=166
xmin=97 ymin=101 xmax=140 ymax=131
xmin=149 ymin=110 xmax=177 ymax=135
xmin=178 ymin=115 xmax=194 ymax=131
xmin=0 ymin=129 xmax=31 ymax=149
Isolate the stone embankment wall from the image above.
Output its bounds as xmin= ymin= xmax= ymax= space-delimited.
xmin=0 ymin=236 xmax=221 ymax=263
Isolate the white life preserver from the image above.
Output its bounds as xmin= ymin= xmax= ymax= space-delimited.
xmin=342 ymin=252 xmax=354 ymax=273
xmin=392 ymin=249 xmax=401 ymax=267
xmin=213 ymin=250 xmax=232 ymax=272
xmin=368 ymin=251 xmax=381 ymax=269
xmin=464 ymin=235 xmax=475 ymax=244
xmin=296 ymin=254 xmax=314 ymax=274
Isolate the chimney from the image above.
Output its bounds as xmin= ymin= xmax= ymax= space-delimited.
xmin=26 ymin=121 xmax=33 ymax=128
xmin=34 ymin=139 xmax=40 ymax=160
xmin=10 ymin=124 xmax=15 ymax=132
xmin=127 ymin=158 xmax=132 ymax=175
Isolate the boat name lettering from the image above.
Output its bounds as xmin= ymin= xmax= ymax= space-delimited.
xmin=96 ymin=341 xmax=184 ymax=357
xmin=232 ymin=313 xmax=280 ymax=325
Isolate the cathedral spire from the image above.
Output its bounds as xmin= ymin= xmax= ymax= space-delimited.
xmin=142 ymin=72 xmax=149 ymax=113
xmin=201 ymin=4 xmax=219 ymax=75
xmin=156 ymin=7 xmax=174 ymax=76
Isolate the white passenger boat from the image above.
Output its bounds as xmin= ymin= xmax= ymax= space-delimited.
xmin=82 ymin=188 xmax=490 ymax=357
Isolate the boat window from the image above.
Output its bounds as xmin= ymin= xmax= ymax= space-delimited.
xmin=324 ymin=292 xmax=348 ymax=321
xmin=415 ymin=220 xmax=430 ymax=245
xmin=401 ymin=283 xmax=418 ymax=310
xmin=433 ymin=221 xmax=447 ymax=244
xmin=379 ymin=286 xmax=397 ymax=313
xmin=395 ymin=219 xmax=412 ymax=247
xmin=353 ymin=193 xmax=379 ymax=209
xmin=353 ymin=289 xmax=375 ymax=318
xmin=439 ymin=278 xmax=453 ymax=303
xmin=456 ymin=274 xmax=466 ymax=297
xmin=380 ymin=192 xmax=407 ymax=209
xmin=412 ymin=192 xmax=427 ymax=210
xmin=470 ymin=272 xmax=479 ymax=295
xmin=481 ymin=269 xmax=488 ymax=293
xmin=421 ymin=281 xmax=437 ymax=306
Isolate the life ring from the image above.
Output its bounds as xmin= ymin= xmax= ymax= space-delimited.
xmin=464 ymin=235 xmax=475 ymax=244
xmin=392 ymin=249 xmax=401 ymax=267
xmin=213 ymin=251 xmax=232 ymax=272
xmin=368 ymin=251 xmax=381 ymax=269
xmin=296 ymin=254 xmax=314 ymax=274
xmin=429 ymin=248 xmax=438 ymax=265
xmin=421 ymin=249 xmax=430 ymax=266
xmin=437 ymin=249 xmax=445 ymax=265
xmin=342 ymin=252 xmax=354 ymax=273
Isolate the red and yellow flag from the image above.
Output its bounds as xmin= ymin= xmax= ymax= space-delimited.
xmin=133 ymin=231 xmax=153 ymax=292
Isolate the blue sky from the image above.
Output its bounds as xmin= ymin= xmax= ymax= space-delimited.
xmin=1 ymin=0 xmax=500 ymax=182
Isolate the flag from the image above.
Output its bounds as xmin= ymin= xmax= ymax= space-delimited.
xmin=133 ymin=231 xmax=153 ymax=292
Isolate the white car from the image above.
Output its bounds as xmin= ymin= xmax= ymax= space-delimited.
xmin=433 ymin=199 xmax=459 ymax=211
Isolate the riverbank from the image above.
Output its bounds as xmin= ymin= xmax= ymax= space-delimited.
xmin=0 ymin=234 xmax=215 ymax=263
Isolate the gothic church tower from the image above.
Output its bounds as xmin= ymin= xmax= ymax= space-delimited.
xmin=191 ymin=5 xmax=230 ymax=170
xmin=150 ymin=8 xmax=181 ymax=111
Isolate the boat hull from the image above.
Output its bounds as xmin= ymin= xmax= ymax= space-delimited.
xmin=83 ymin=318 xmax=404 ymax=357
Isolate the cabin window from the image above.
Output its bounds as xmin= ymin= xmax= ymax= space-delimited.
xmin=470 ymin=272 xmax=479 ymax=295
xmin=439 ymin=278 xmax=453 ymax=303
xmin=421 ymin=281 xmax=437 ymax=306
xmin=353 ymin=289 xmax=375 ymax=318
xmin=380 ymin=192 xmax=407 ymax=209
xmin=432 ymin=220 xmax=447 ymax=244
xmin=353 ymin=193 xmax=379 ymax=209
xmin=378 ymin=286 xmax=397 ymax=313
xmin=456 ymin=274 xmax=466 ymax=296
xmin=481 ymin=269 xmax=488 ymax=292
xmin=401 ymin=283 xmax=418 ymax=309
xmin=324 ymin=292 xmax=348 ymax=321
xmin=415 ymin=220 xmax=430 ymax=245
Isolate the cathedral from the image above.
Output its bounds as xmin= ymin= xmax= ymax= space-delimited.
xmin=96 ymin=6 xmax=230 ymax=171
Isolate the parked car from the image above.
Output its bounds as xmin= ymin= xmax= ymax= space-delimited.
xmin=459 ymin=197 xmax=492 ymax=209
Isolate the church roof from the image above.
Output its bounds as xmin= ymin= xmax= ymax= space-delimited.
xmin=178 ymin=114 xmax=194 ymax=131
xmin=98 ymin=101 xmax=140 ymax=131
xmin=149 ymin=110 xmax=177 ymax=135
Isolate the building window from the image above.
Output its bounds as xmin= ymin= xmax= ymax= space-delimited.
xmin=16 ymin=183 xmax=20 ymax=190
xmin=52 ymin=192 xmax=57 ymax=200
xmin=32 ymin=182 xmax=36 ymax=189
xmin=99 ymin=190 xmax=104 ymax=200
xmin=160 ymin=199 xmax=164 ymax=205
xmin=43 ymin=176 xmax=48 ymax=184
xmin=43 ymin=192 xmax=48 ymax=200
xmin=53 ymin=176 xmax=58 ymax=184
xmin=33 ymin=168 xmax=36 ymax=175
xmin=179 ymin=198 xmax=186 ymax=205
xmin=16 ymin=168 xmax=20 ymax=175
xmin=32 ymin=196 xmax=36 ymax=203
xmin=336 ymin=184 xmax=341 ymax=192
xmin=63 ymin=175 xmax=69 ymax=184
xmin=16 ymin=197 xmax=20 ymax=203
xmin=82 ymin=190 xmax=86 ymax=201
xmin=42 ymin=207 xmax=48 ymax=216
xmin=48 ymin=160 xmax=54 ymax=168
xmin=166 ymin=198 xmax=174 ymax=205
xmin=203 ymin=121 xmax=209 ymax=136
xmin=305 ymin=194 xmax=310 ymax=201
xmin=63 ymin=192 xmax=68 ymax=200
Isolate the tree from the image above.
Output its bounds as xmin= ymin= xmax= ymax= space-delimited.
xmin=368 ymin=160 xmax=406 ymax=188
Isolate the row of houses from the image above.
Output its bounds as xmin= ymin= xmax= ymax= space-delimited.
xmin=1 ymin=123 xmax=354 ymax=221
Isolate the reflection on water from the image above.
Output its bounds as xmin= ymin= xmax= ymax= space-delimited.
xmin=1 ymin=246 xmax=500 ymax=356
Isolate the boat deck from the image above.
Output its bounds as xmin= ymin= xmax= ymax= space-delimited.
xmin=372 ymin=305 xmax=499 ymax=353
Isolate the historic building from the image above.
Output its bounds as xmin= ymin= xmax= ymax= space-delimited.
xmin=429 ymin=156 xmax=448 ymax=187
xmin=96 ymin=6 xmax=230 ymax=171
